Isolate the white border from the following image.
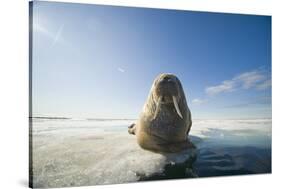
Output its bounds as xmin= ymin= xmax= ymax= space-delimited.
xmin=0 ymin=0 xmax=280 ymax=189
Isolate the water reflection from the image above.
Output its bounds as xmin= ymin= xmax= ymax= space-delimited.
xmin=141 ymin=125 xmax=271 ymax=180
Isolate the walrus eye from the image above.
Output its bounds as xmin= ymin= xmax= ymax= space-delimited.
xmin=163 ymin=76 xmax=169 ymax=81
xmin=162 ymin=75 xmax=172 ymax=82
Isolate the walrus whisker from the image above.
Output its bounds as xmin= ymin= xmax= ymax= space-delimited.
xmin=153 ymin=96 xmax=162 ymax=119
xmin=172 ymin=96 xmax=183 ymax=119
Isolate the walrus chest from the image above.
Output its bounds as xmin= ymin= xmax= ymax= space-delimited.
xmin=150 ymin=118 xmax=184 ymax=133
xmin=147 ymin=109 xmax=187 ymax=141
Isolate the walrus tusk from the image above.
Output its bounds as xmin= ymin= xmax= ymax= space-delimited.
xmin=173 ymin=96 xmax=183 ymax=119
xmin=153 ymin=96 xmax=162 ymax=119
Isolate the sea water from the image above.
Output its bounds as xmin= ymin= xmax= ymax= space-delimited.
xmin=30 ymin=118 xmax=271 ymax=187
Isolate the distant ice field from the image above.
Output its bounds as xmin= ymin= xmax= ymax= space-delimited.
xmin=30 ymin=118 xmax=271 ymax=188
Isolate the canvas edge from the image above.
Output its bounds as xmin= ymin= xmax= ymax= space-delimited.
xmin=29 ymin=1 xmax=33 ymax=188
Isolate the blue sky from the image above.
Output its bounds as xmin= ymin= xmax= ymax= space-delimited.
xmin=32 ymin=1 xmax=271 ymax=119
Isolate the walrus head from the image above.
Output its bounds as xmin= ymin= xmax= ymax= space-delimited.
xmin=144 ymin=73 xmax=188 ymax=120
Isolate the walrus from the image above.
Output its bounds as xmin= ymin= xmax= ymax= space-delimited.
xmin=128 ymin=73 xmax=194 ymax=153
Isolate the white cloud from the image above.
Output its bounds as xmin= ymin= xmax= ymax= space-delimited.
xmin=233 ymin=70 xmax=266 ymax=89
xmin=206 ymin=80 xmax=236 ymax=95
xmin=206 ymin=69 xmax=271 ymax=96
xmin=192 ymin=98 xmax=207 ymax=105
xmin=256 ymin=79 xmax=271 ymax=90
xmin=118 ymin=68 xmax=125 ymax=73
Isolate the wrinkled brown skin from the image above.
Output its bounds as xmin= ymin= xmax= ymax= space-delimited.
xmin=128 ymin=73 xmax=194 ymax=153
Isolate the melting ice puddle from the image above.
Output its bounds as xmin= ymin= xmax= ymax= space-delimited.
xmin=30 ymin=118 xmax=271 ymax=188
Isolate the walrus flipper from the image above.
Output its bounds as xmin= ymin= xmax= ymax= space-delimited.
xmin=128 ymin=123 xmax=136 ymax=135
